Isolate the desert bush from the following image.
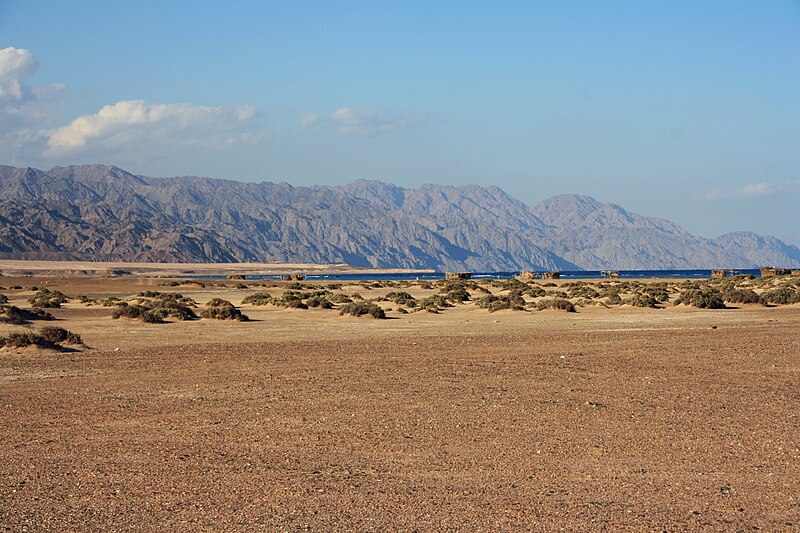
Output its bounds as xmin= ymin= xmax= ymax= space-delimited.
xmin=339 ymin=302 xmax=386 ymax=319
xmin=0 ymin=305 xmax=54 ymax=325
xmin=546 ymin=290 xmax=569 ymax=298
xmin=566 ymin=283 xmax=600 ymax=299
xmin=38 ymin=326 xmax=84 ymax=345
xmin=284 ymin=299 xmax=308 ymax=309
xmin=644 ymin=285 xmax=671 ymax=302
xmin=675 ymin=288 xmax=725 ymax=309
xmin=444 ymin=288 xmax=471 ymax=303
xmin=385 ymin=291 xmax=417 ymax=307
xmin=10 ymin=286 xmax=22 ymax=290
xmin=535 ymin=298 xmax=576 ymax=312
xmin=759 ymin=287 xmax=800 ymax=305
xmin=525 ymin=285 xmax=546 ymax=298
xmin=625 ymin=293 xmax=660 ymax=308
xmin=242 ymin=292 xmax=274 ymax=306
xmin=418 ymin=295 xmax=453 ymax=310
xmin=605 ymin=293 xmax=622 ymax=306
xmin=328 ymin=293 xmax=353 ymax=304
xmin=476 ymin=294 xmax=525 ymax=312
xmin=721 ymin=288 xmax=761 ymax=304
xmin=306 ymin=296 xmax=334 ymax=309
xmin=200 ymin=299 xmax=249 ymax=321
xmin=235 ymin=283 xmax=248 ymax=289
xmin=28 ymin=288 xmax=68 ymax=308
xmin=0 ymin=294 xmax=7 ymax=305
xmin=0 ymin=326 xmax=83 ymax=350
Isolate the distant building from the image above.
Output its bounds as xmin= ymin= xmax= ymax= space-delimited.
xmin=280 ymin=273 xmax=306 ymax=281
xmin=445 ymin=272 xmax=472 ymax=280
xmin=711 ymin=269 xmax=727 ymax=279
xmin=760 ymin=267 xmax=791 ymax=277
xmin=541 ymin=270 xmax=561 ymax=280
xmin=516 ymin=271 xmax=538 ymax=282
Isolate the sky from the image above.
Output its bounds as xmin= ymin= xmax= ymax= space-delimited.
xmin=1 ymin=0 xmax=799 ymax=240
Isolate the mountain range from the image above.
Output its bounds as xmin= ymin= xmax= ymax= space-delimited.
xmin=1 ymin=164 xmax=798 ymax=271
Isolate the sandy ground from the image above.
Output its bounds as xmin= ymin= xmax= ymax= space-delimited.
xmin=1 ymin=276 xmax=799 ymax=530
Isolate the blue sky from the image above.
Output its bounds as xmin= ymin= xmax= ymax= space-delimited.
xmin=1 ymin=1 xmax=799 ymax=240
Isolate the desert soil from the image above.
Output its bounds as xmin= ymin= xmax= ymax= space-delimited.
xmin=1 ymin=275 xmax=799 ymax=530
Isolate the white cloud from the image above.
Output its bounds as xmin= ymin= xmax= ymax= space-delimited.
xmin=696 ymin=180 xmax=800 ymax=200
xmin=0 ymin=47 xmax=38 ymax=102
xmin=44 ymin=100 xmax=261 ymax=158
xmin=300 ymin=107 xmax=423 ymax=137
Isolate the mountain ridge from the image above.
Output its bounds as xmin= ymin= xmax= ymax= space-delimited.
xmin=1 ymin=164 xmax=798 ymax=270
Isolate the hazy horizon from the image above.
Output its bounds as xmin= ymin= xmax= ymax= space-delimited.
xmin=1 ymin=1 xmax=798 ymax=239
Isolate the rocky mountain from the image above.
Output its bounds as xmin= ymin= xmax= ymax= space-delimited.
xmin=531 ymin=195 xmax=800 ymax=269
xmin=1 ymin=164 xmax=798 ymax=270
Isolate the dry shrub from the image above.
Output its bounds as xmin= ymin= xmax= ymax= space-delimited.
xmin=535 ymin=298 xmax=576 ymax=312
xmin=200 ymin=298 xmax=249 ymax=321
xmin=339 ymin=302 xmax=386 ymax=319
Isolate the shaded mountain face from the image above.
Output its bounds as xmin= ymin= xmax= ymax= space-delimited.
xmin=0 ymin=164 xmax=797 ymax=270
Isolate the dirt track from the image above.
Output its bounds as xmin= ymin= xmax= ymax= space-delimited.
xmin=1 ymin=278 xmax=799 ymax=530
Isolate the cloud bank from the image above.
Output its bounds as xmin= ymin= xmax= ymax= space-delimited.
xmin=301 ymin=107 xmax=423 ymax=137
xmin=697 ymin=180 xmax=800 ymax=200
xmin=44 ymin=100 xmax=260 ymax=158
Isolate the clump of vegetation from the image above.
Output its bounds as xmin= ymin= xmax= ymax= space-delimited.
xmin=38 ymin=326 xmax=85 ymax=346
xmin=566 ymin=283 xmax=600 ymax=299
xmin=721 ymin=287 xmax=761 ymax=305
xmin=242 ymin=292 xmax=274 ymax=306
xmin=524 ymin=285 xmax=546 ymax=298
xmin=235 ymin=283 xmax=248 ymax=289
xmin=534 ymin=298 xmax=576 ymax=312
xmin=112 ymin=293 xmax=199 ymax=323
xmin=329 ymin=293 xmax=353 ymax=304
xmin=476 ymin=294 xmax=525 ymax=312
xmin=625 ymin=293 xmax=660 ymax=308
xmin=759 ymin=287 xmax=800 ymax=305
xmin=675 ymin=287 xmax=725 ymax=309
xmin=339 ymin=301 xmax=386 ymax=319
xmin=0 ymin=294 xmax=7 ymax=305
xmin=385 ymin=291 xmax=417 ymax=307
xmin=306 ymin=296 xmax=334 ymax=309
xmin=28 ymin=288 xmax=68 ymax=309
xmin=200 ymin=298 xmax=249 ymax=321
xmin=0 ymin=305 xmax=55 ymax=325
xmin=416 ymin=295 xmax=453 ymax=313
xmin=0 ymin=326 xmax=84 ymax=350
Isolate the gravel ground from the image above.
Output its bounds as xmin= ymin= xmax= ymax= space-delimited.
xmin=1 ymin=281 xmax=799 ymax=530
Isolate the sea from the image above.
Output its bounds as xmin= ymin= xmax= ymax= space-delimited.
xmin=200 ymin=269 xmax=764 ymax=281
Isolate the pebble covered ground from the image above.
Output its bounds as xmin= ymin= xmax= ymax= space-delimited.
xmin=0 ymin=276 xmax=799 ymax=530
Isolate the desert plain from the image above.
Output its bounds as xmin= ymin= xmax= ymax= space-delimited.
xmin=1 ymin=268 xmax=799 ymax=530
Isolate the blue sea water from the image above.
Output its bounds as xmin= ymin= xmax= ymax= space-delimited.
xmin=202 ymin=269 xmax=763 ymax=281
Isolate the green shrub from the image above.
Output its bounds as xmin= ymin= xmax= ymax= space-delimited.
xmin=476 ymin=294 xmax=525 ymax=312
xmin=339 ymin=302 xmax=386 ymax=319
xmin=28 ymin=288 xmax=68 ymax=308
xmin=0 ymin=326 xmax=84 ymax=350
xmin=0 ymin=294 xmax=7 ymax=305
xmin=535 ymin=298 xmax=576 ymax=312
xmin=626 ymin=293 xmax=660 ymax=308
xmin=38 ymin=326 xmax=84 ymax=345
xmin=200 ymin=299 xmax=249 ymax=321
xmin=306 ymin=296 xmax=334 ymax=309
xmin=722 ymin=288 xmax=761 ymax=304
xmin=759 ymin=287 xmax=800 ymax=305
xmin=242 ymin=292 xmax=273 ymax=305
xmin=675 ymin=288 xmax=725 ymax=309
xmin=385 ymin=291 xmax=417 ymax=306
xmin=329 ymin=293 xmax=353 ymax=304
